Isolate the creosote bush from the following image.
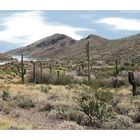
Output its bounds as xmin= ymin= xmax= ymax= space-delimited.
xmin=28 ymin=70 xmax=73 ymax=85
xmin=14 ymin=96 xmax=35 ymax=109
xmin=56 ymin=74 xmax=73 ymax=85
xmin=77 ymin=88 xmax=115 ymax=127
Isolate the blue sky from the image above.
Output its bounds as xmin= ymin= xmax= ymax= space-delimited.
xmin=0 ymin=10 xmax=140 ymax=52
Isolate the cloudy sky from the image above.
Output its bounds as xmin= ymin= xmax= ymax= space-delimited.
xmin=0 ymin=10 xmax=140 ymax=52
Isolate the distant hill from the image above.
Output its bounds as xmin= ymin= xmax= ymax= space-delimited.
xmin=6 ymin=34 xmax=76 ymax=59
xmin=6 ymin=33 xmax=140 ymax=63
xmin=0 ymin=52 xmax=12 ymax=61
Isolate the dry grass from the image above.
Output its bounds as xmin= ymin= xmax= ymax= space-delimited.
xmin=0 ymin=115 xmax=32 ymax=129
xmin=0 ymin=79 xmax=140 ymax=129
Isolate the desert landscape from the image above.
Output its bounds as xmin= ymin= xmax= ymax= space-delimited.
xmin=0 ymin=33 xmax=140 ymax=129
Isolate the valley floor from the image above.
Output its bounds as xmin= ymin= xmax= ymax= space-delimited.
xmin=0 ymin=79 xmax=140 ymax=130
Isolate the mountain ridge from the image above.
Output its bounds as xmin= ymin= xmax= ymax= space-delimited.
xmin=5 ymin=33 xmax=140 ymax=63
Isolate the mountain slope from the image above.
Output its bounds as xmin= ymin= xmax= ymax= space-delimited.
xmin=6 ymin=34 xmax=77 ymax=58
xmin=6 ymin=33 xmax=140 ymax=63
xmin=0 ymin=52 xmax=12 ymax=61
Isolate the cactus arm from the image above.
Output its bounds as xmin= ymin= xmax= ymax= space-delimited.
xmin=86 ymin=40 xmax=91 ymax=83
xmin=128 ymin=72 xmax=137 ymax=96
xmin=128 ymin=72 xmax=136 ymax=85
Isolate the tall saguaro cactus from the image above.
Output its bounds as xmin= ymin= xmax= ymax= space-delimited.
xmin=128 ymin=71 xmax=137 ymax=96
xmin=40 ymin=62 xmax=43 ymax=83
xmin=32 ymin=61 xmax=36 ymax=83
xmin=114 ymin=60 xmax=119 ymax=77
xmin=18 ymin=54 xmax=26 ymax=84
xmin=49 ymin=63 xmax=52 ymax=74
xmin=86 ymin=40 xmax=91 ymax=83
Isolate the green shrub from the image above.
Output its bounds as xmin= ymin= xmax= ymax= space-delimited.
xmin=102 ymin=115 xmax=133 ymax=129
xmin=41 ymin=86 xmax=48 ymax=94
xmin=56 ymin=74 xmax=73 ymax=85
xmin=77 ymin=88 xmax=114 ymax=127
xmin=17 ymin=96 xmax=35 ymax=109
xmin=0 ymin=102 xmax=11 ymax=114
xmin=90 ymin=79 xmax=107 ymax=88
xmin=2 ymin=90 xmax=10 ymax=101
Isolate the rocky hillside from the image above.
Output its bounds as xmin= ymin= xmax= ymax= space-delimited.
xmin=0 ymin=52 xmax=12 ymax=61
xmin=6 ymin=33 xmax=140 ymax=63
xmin=6 ymin=34 xmax=76 ymax=59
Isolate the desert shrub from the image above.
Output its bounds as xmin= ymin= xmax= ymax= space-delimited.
xmin=72 ymin=111 xmax=91 ymax=126
xmin=128 ymin=112 xmax=140 ymax=123
xmin=123 ymin=62 xmax=131 ymax=66
xmin=40 ymin=86 xmax=48 ymax=94
xmin=56 ymin=74 xmax=73 ymax=85
xmin=2 ymin=90 xmax=10 ymax=101
xmin=16 ymin=96 xmax=35 ymax=109
xmin=73 ymin=76 xmax=83 ymax=85
xmin=111 ymin=95 xmax=122 ymax=107
xmin=94 ymin=89 xmax=113 ymax=103
xmin=47 ymin=108 xmax=78 ymax=121
xmin=89 ymin=79 xmax=108 ymax=89
xmin=47 ymin=94 xmax=60 ymax=101
xmin=28 ymin=70 xmax=73 ymax=85
xmin=6 ymin=69 xmax=16 ymax=76
xmin=10 ymin=110 xmax=22 ymax=118
xmin=132 ymin=123 xmax=140 ymax=129
xmin=116 ymin=102 xmax=130 ymax=115
xmin=28 ymin=70 xmax=57 ymax=84
xmin=102 ymin=115 xmax=133 ymax=129
xmin=3 ymin=104 xmax=11 ymax=114
xmin=106 ymin=77 xmax=125 ymax=88
xmin=47 ymin=109 xmax=66 ymax=120
xmin=44 ymin=74 xmax=57 ymax=84
xmin=0 ymin=102 xmax=12 ymax=114
xmin=77 ymin=88 xmax=114 ymax=127
xmin=40 ymin=102 xmax=54 ymax=112
xmin=58 ymin=121 xmax=84 ymax=130
xmin=132 ymin=97 xmax=140 ymax=107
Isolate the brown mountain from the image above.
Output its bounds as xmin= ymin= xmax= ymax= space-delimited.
xmin=6 ymin=34 xmax=76 ymax=59
xmin=6 ymin=33 xmax=140 ymax=63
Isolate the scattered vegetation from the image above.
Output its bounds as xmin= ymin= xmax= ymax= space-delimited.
xmin=0 ymin=42 xmax=140 ymax=130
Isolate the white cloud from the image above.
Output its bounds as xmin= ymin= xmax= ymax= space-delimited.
xmin=79 ymin=14 xmax=92 ymax=19
xmin=0 ymin=11 xmax=89 ymax=46
xmin=97 ymin=17 xmax=140 ymax=31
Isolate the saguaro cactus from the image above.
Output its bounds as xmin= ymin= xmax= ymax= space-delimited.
xmin=18 ymin=54 xmax=26 ymax=84
xmin=114 ymin=60 xmax=119 ymax=77
xmin=57 ymin=70 xmax=60 ymax=80
xmin=86 ymin=40 xmax=91 ymax=83
xmin=32 ymin=62 xmax=36 ymax=83
xmin=49 ymin=63 xmax=52 ymax=74
xmin=112 ymin=60 xmax=120 ymax=88
xmin=128 ymin=71 xmax=137 ymax=96
xmin=40 ymin=62 xmax=43 ymax=83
